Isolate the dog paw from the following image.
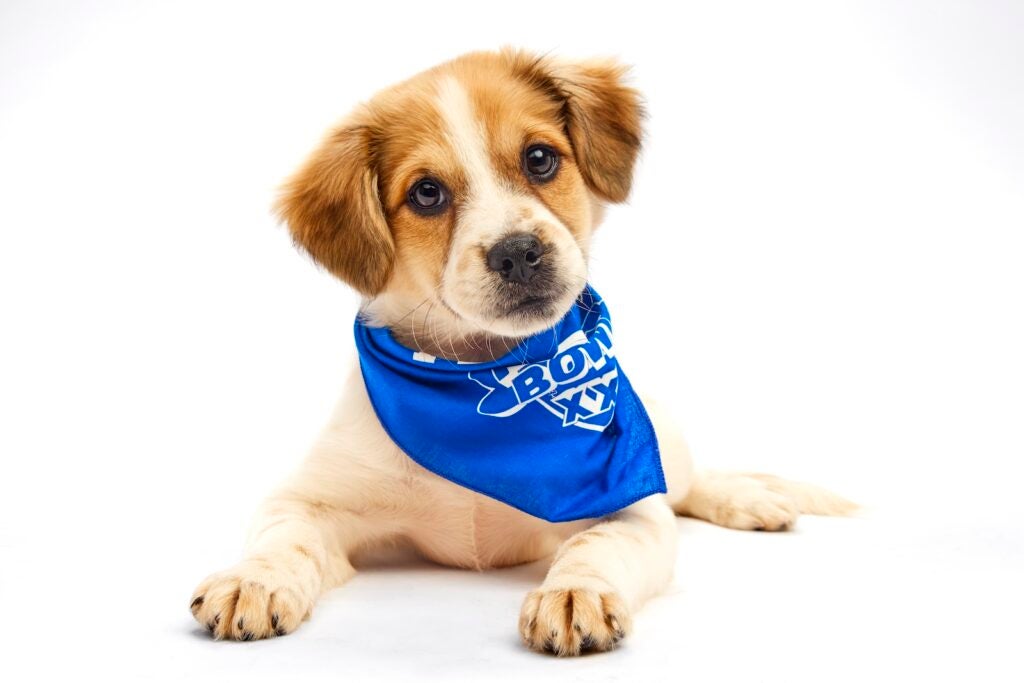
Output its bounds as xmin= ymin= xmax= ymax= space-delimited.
xmin=714 ymin=481 xmax=799 ymax=531
xmin=684 ymin=473 xmax=800 ymax=531
xmin=189 ymin=560 xmax=313 ymax=641
xmin=519 ymin=587 xmax=632 ymax=656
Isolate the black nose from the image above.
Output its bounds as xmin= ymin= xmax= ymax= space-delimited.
xmin=486 ymin=233 xmax=545 ymax=284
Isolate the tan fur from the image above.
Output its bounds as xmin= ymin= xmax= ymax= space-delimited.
xmin=192 ymin=49 xmax=853 ymax=656
xmin=277 ymin=121 xmax=394 ymax=296
xmin=504 ymin=50 xmax=645 ymax=202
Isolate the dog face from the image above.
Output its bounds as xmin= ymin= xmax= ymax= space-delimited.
xmin=277 ymin=49 xmax=643 ymax=345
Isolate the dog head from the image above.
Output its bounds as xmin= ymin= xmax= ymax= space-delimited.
xmin=277 ymin=49 xmax=643 ymax=352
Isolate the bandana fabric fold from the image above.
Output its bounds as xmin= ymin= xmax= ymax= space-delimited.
xmin=354 ymin=285 xmax=666 ymax=523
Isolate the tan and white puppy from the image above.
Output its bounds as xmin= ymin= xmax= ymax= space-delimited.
xmin=189 ymin=49 xmax=855 ymax=656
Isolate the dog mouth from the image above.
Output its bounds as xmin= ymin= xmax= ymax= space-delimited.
xmin=497 ymin=292 xmax=556 ymax=316
xmin=515 ymin=295 xmax=554 ymax=310
xmin=492 ymin=279 xmax=576 ymax=325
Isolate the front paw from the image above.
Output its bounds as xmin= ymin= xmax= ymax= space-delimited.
xmin=519 ymin=586 xmax=632 ymax=656
xmin=189 ymin=559 xmax=313 ymax=641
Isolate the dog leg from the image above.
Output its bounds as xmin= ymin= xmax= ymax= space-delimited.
xmin=188 ymin=492 xmax=372 ymax=640
xmin=189 ymin=367 xmax=409 ymax=640
xmin=673 ymin=470 xmax=858 ymax=531
xmin=519 ymin=497 xmax=677 ymax=656
xmin=643 ymin=398 xmax=855 ymax=530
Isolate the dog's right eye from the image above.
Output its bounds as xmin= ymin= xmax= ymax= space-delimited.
xmin=407 ymin=179 xmax=448 ymax=215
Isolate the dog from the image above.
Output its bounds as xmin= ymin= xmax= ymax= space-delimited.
xmin=188 ymin=48 xmax=855 ymax=656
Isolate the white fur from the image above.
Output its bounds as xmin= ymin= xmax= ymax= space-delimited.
xmin=190 ymin=71 xmax=856 ymax=656
xmin=435 ymin=76 xmax=587 ymax=338
xmin=189 ymin=358 xmax=851 ymax=652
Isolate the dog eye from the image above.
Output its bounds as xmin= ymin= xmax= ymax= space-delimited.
xmin=523 ymin=145 xmax=559 ymax=183
xmin=407 ymin=179 xmax=448 ymax=215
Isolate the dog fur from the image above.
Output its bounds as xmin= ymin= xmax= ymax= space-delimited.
xmin=189 ymin=48 xmax=855 ymax=656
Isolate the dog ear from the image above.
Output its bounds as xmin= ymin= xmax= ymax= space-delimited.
xmin=276 ymin=121 xmax=394 ymax=296
xmin=510 ymin=51 xmax=645 ymax=203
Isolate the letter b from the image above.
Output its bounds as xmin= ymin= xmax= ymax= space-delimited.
xmin=512 ymin=365 xmax=553 ymax=402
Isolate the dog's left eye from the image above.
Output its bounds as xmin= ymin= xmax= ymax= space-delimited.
xmin=523 ymin=145 xmax=559 ymax=183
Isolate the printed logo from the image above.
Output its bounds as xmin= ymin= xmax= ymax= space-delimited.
xmin=468 ymin=321 xmax=618 ymax=432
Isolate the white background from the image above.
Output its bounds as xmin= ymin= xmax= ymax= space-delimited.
xmin=1 ymin=1 xmax=1022 ymax=681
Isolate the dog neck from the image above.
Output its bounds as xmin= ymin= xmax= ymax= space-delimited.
xmin=361 ymin=294 xmax=526 ymax=363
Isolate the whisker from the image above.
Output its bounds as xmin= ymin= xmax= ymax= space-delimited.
xmin=393 ymin=296 xmax=431 ymax=327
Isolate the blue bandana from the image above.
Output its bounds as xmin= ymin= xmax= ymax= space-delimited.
xmin=354 ymin=285 xmax=665 ymax=523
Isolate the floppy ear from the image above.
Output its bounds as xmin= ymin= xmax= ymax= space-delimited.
xmin=276 ymin=121 xmax=394 ymax=296
xmin=510 ymin=51 xmax=644 ymax=202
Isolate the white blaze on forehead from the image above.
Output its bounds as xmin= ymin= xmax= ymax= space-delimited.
xmin=432 ymin=74 xmax=589 ymax=338
xmin=434 ymin=75 xmax=504 ymax=207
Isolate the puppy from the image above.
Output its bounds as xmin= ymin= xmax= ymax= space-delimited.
xmin=189 ymin=48 xmax=855 ymax=656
